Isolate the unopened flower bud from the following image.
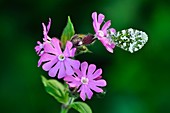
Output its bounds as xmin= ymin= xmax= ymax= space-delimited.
xmin=71 ymin=34 xmax=95 ymax=47
xmin=82 ymin=34 xmax=95 ymax=45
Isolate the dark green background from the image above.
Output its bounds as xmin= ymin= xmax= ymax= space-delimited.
xmin=0 ymin=0 xmax=170 ymax=113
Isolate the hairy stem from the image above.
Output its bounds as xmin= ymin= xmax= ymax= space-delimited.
xmin=60 ymin=105 xmax=69 ymax=113
xmin=60 ymin=97 xmax=75 ymax=113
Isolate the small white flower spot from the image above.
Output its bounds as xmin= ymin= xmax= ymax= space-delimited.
xmin=98 ymin=30 xmax=104 ymax=37
xmin=81 ymin=77 xmax=89 ymax=84
xmin=58 ymin=54 xmax=65 ymax=61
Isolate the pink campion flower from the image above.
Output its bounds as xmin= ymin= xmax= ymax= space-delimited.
xmin=64 ymin=61 xmax=107 ymax=101
xmin=92 ymin=12 xmax=116 ymax=53
xmin=38 ymin=38 xmax=80 ymax=79
xmin=35 ymin=18 xmax=52 ymax=56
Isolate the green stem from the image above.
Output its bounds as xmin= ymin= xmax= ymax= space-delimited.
xmin=60 ymin=97 xmax=75 ymax=113
xmin=60 ymin=105 xmax=69 ymax=113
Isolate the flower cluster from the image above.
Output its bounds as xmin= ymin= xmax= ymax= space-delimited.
xmin=34 ymin=10 xmax=149 ymax=113
xmin=35 ymin=12 xmax=116 ymax=101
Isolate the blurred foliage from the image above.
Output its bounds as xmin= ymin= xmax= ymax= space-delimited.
xmin=0 ymin=0 xmax=170 ymax=113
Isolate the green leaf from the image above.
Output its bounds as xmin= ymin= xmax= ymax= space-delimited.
xmin=41 ymin=76 xmax=69 ymax=104
xmin=70 ymin=101 xmax=92 ymax=113
xmin=61 ymin=16 xmax=75 ymax=48
xmin=111 ymin=28 xmax=148 ymax=53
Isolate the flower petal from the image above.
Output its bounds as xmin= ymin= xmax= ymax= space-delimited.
xmin=42 ymin=23 xmax=47 ymax=33
xmin=44 ymin=42 xmax=56 ymax=55
xmin=63 ymin=41 xmax=73 ymax=57
xmin=81 ymin=62 xmax=88 ymax=77
xmin=42 ymin=58 xmax=57 ymax=71
xmin=109 ymin=28 xmax=116 ymax=34
xmin=79 ymin=85 xmax=86 ymax=101
xmin=93 ymin=79 xmax=107 ymax=87
xmin=51 ymin=38 xmax=62 ymax=55
xmin=93 ymin=22 xmax=98 ymax=33
xmin=92 ymin=12 xmax=99 ymax=32
xmin=37 ymin=41 xmax=42 ymax=45
xmin=49 ymin=61 xmax=60 ymax=77
xmin=42 ymin=23 xmax=46 ymax=33
xmin=42 ymin=18 xmax=51 ymax=41
xmin=101 ymin=20 xmax=111 ymax=35
xmin=35 ymin=41 xmax=43 ymax=55
xmin=64 ymin=75 xmax=80 ymax=82
xmin=85 ymin=85 xmax=93 ymax=100
xmin=47 ymin=18 xmax=51 ymax=32
xmin=74 ymin=69 xmax=83 ymax=78
xmin=67 ymin=83 xmax=77 ymax=88
xmin=69 ymin=48 xmax=76 ymax=57
xmin=39 ymin=53 xmax=55 ymax=62
xmin=58 ymin=62 xmax=66 ymax=79
xmin=99 ymin=37 xmax=114 ymax=53
xmin=105 ymin=44 xmax=114 ymax=53
xmin=66 ymin=58 xmax=80 ymax=69
xmin=38 ymin=53 xmax=55 ymax=67
xmin=66 ymin=41 xmax=73 ymax=50
xmin=92 ymin=12 xmax=97 ymax=25
xmin=89 ymin=83 xmax=103 ymax=93
xmin=64 ymin=60 xmax=74 ymax=75
xmin=87 ymin=64 xmax=96 ymax=78
xmin=90 ymin=68 xmax=102 ymax=79
xmin=64 ymin=75 xmax=81 ymax=88
xmin=98 ymin=13 xmax=105 ymax=25
xmin=35 ymin=46 xmax=41 ymax=54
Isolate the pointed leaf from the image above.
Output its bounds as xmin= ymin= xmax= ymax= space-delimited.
xmin=41 ymin=76 xmax=69 ymax=104
xmin=61 ymin=16 xmax=75 ymax=48
xmin=111 ymin=28 xmax=148 ymax=53
xmin=70 ymin=101 xmax=92 ymax=113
